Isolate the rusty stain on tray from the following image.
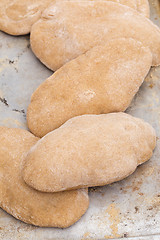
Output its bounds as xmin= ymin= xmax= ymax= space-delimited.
xmin=104 ymin=203 xmax=121 ymax=239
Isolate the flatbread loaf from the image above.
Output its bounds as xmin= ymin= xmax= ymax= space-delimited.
xmin=0 ymin=0 xmax=150 ymax=35
xmin=0 ymin=127 xmax=89 ymax=227
xmin=30 ymin=1 xmax=159 ymax=71
xmin=23 ymin=113 xmax=156 ymax=193
xmin=27 ymin=38 xmax=152 ymax=137
xmin=0 ymin=0 xmax=53 ymax=35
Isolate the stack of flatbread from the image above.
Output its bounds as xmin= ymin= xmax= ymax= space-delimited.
xmin=0 ymin=0 xmax=158 ymax=228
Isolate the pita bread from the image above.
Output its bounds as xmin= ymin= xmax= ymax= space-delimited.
xmin=0 ymin=0 xmax=53 ymax=35
xmin=27 ymin=38 xmax=152 ymax=137
xmin=23 ymin=113 xmax=156 ymax=192
xmin=30 ymin=1 xmax=159 ymax=71
xmin=0 ymin=127 xmax=89 ymax=227
xmin=0 ymin=0 xmax=150 ymax=36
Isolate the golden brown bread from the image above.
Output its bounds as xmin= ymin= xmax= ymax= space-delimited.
xmin=27 ymin=38 xmax=152 ymax=137
xmin=0 ymin=127 xmax=89 ymax=227
xmin=30 ymin=1 xmax=158 ymax=71
xmin=23 ymin=113 xmax=156 ymax=193
xmin=0 ymin=0 xmax=53 ymax=35
xmin=0 ymin=0 xmax=149 ymax=36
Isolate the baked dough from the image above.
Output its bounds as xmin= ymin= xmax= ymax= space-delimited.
xmin=30 ymin=1 xmax=159 ymax=71
xmin=23 ymin=113 xmax=156 ymax=193
xmin=0 ymin=127 xmax=89 ymax=227
xmin=27 ymin=38 xmax=152 ymax=137
xmin=0 ymin=0 xmax=150 ymax=35
xmin=111 ymin=0 xmax=149 ymax=17
xmin=136 ymin=0 xmax=150 ymax=17
xmin=0 ymin=0 xmax=53 ymax=35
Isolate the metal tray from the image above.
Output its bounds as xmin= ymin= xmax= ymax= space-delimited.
xmin=0 ymin=0 xmax=160 ymax=239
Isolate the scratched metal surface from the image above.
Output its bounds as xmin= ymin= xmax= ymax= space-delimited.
xmin=0 ymin=1 xmax=160 ymax=239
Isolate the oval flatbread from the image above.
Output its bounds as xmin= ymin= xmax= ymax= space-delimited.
xmin=30 ymin=1 xmax=159 ymax=71
xmin=27 ymin=38 xmax=152 ymax=137
xmin=23 ymin=113 xmax=156 ymax=193
xmin=0 ymin=0 xmax=53 ymax=35
xmin=0 ymin=127 xmax=89 ymax=228
xmin=0 ymin=0 xmax=149 ymax=35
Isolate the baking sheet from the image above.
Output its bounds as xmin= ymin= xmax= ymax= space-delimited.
xmin=0 ymin=0 xmax=160 ymax=239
